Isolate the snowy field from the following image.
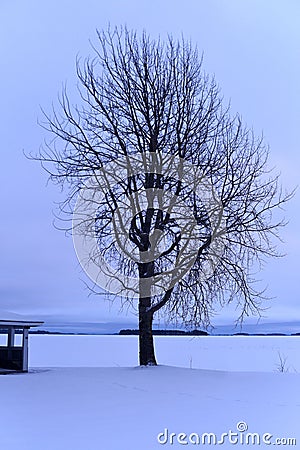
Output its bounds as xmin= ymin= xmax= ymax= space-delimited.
xmin=1 ymin=335 xmax=300 ymax=449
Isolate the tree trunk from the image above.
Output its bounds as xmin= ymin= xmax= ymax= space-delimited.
xmin=139 ymin=303 xmax=157 ymax=366
xmin=138 ymin=259 xmax=157 ymax=365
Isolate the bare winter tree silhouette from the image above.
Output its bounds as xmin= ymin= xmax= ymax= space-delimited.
xmin=37 ymin=28 xmax=292 ymax=365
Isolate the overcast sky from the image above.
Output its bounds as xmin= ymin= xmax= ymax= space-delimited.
xmin=1 ymin=0 xmax=300 ymax=327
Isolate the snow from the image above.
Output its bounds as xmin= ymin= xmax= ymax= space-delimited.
xmin=29 ymin=334 xmax=300 ymax=372
xmin=0 ymin=309 xmax=42 ymax=322
xmin=1 ymin=335 xmax=300 ymax=449
xmin=0 ymin=310 xmax=43 ymax=327
xmin=0 ymin=310 xmax=26 ymax=320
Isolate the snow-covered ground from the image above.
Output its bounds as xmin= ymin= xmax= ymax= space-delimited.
xmin=1 ymin=335 xmax=299 ymax=449
xmin=29 ymin=334 xmax=300 ymax=372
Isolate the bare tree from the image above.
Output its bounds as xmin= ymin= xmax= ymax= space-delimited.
xmin=37 ymin=27 xmax=292 ymax=365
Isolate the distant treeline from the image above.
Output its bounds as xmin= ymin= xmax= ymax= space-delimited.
xmin=119 ymin=329 xmax=209 ymax=336
xmin=22 ymin=330 xmax=300 ymax=336
xmin=119 ymin=330 xmax=300 ymax=337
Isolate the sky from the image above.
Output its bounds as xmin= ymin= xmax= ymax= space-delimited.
xmin=1 ymin=0 xmax=300 ymax=328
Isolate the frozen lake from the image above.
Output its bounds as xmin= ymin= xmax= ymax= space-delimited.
xmin=28 ymin=334 xmax=300 ymax=372
xmin=1 ymin=335 xmax=299 ymax=449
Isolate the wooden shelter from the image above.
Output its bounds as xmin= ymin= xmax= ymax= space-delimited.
xmin=0 ymin=312 xmax=43 ymax=372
